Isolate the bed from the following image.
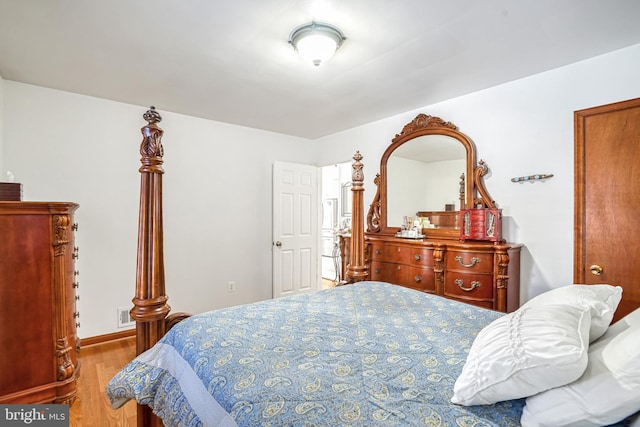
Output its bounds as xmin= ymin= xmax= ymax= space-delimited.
xmin=109 ymin=281 xmax=525 ymax=426
xmin=106 ymin=108 xmax=640 ymax=426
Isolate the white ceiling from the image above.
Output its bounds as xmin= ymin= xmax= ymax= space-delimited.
xmin=1 ymin=0 xmax=639 ymax=139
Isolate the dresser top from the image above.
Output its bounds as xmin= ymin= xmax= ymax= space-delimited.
xmin=0 ymin=201 xmax=79 ymax=215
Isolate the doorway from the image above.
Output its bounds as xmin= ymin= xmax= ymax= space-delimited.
xmin=272 ymin=161 xmax=319 ymax=298
xmin=320 ymin=162 xmax=352 ymax=284
xmin=574 ymin=97 xmax=640 ymax=321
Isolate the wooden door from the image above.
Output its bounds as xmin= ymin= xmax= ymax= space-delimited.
xmin=272 ymin=161 xmax=319 ymax=298
xmin=574 ymin=97 xmax=640 ymax=322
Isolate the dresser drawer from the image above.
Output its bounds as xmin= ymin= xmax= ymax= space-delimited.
xmin=370 ymin=244 xmax=386 ymax=261
xmin=444 ymin=272 xmax=493 ymax=300
xmin=408 ymin=247 xmax=433 ymax=267
xmin=445 ymin=251 xmax=493 ymax=274
xmin=371 ymin=261 xmax=408 ymax=285
xmin=370 ymin=261 xmax=395 ymax=283
xmin=385 ymin=244 xmax=409 ymax=263
xmin=398 ymin=266 xmax=435 ymax=293
xmin=382 ymin=244 xmax=431 ymax=265
xmin=370 ymin=262 xmax=435 ymax=293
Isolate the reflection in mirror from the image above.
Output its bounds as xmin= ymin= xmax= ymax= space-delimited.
xmin=387 ymin=135 xmax=466 ymax=228
xmin=340 ymin=182 xmax=352 ymax=216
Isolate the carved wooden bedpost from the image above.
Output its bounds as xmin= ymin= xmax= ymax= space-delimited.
xmin=131 ymin=107 xmax=169 ymax=427
xmin=346 ymin=151 xmax=368 ymax=283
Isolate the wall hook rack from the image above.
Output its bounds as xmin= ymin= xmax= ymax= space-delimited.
xmin=511 ymin=173 xmax=554 ymax=183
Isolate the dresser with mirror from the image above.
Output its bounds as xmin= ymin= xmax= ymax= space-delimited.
xmin=341 ymin=114 xmax=521 ymax=312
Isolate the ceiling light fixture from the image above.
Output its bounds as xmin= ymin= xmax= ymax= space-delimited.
xmin=288 ymin=22 xmax=346 ymax=67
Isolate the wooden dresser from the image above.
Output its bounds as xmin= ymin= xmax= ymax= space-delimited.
xmin=342 ymin=235 xmax=521 ymax=312
xmin=0 ymin=202 xmax=80 ymax=404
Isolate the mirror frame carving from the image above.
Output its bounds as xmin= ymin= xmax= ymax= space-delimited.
xmin=366 ymin=113 xmax=496 ymax=240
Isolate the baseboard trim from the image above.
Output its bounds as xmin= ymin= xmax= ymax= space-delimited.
xmin=80 ymin=329 xmax=135 ymax=347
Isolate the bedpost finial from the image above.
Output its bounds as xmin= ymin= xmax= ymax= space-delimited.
xmin=143 ymin=106 xmax=162 ymax=125
xmin=140 ymin=106 xmax=165 ymax=170
xmin=352 ymin=151 xmax=364 ymax=185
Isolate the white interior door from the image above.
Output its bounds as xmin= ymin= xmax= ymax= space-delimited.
xmin=273 ymin=161 xmax=319 ymax=298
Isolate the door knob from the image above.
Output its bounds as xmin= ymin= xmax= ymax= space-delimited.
xmin=590 ymin=264 xmax=603 ymax=275
xmin=274 ymin=241 xmax=282 ymax=248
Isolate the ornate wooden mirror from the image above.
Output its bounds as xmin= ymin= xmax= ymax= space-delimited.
xmin=367 ymin=113 xmax=497 ymax=240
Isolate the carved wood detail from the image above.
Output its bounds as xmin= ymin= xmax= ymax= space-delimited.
xmin=393 ymin=114 xmax=457 ymax=142
xmin=52 ymin=215 xmax=74 ymax=384
xmin=366 ymin=173 xmax=381 ymax=233
xmin=495 ymin=252 xmax=510 ymax=288
xmin=433 ymin=245 xmax=445 ymax=293
xmin=345 ymin=151 xmax=368 ymax=283
xmin=472 ymin=160 xmax=497 ymax=208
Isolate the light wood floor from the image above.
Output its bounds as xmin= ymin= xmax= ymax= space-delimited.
xmin=322 ymin=278 xmax=338 ymax=289
xmin=70 ymin=337 xmax=137 ymax=426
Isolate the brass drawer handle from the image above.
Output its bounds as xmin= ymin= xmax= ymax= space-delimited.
xmin=375 ymin=268 xmax=381 ymax=274
xmin=455 ymin=279 xmax=481 ymax=292
xmin=397 ymin=265 xmax=402 ymax=271
xmin=455 ymin=256 xmax=480 ymax=268
xmin=414 ymin=254 xmax=421 ymax=261
xmin=414 ymin=275 xmax=422 ymax=283
xmin=375 ymin=249 xmax=381 ymax=255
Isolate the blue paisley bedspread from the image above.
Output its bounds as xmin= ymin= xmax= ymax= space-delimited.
xmin=107 ymin=281 xmax=525 ymax=426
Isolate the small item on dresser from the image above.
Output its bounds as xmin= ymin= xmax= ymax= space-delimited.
xmin=395 ymin=230 xmax=426 ymax=239
xmin=422 ymin=217 xmax=435 ymax=228
xmin=0 ymin=182 xmax=22 ymax=201
xmin=396 ymin=215 xmax=426 ymax=238
xmin=459 ymin=208 xmax=503 ymax=243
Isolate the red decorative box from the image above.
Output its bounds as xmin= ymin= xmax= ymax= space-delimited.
xmin=459 ymin=208 xmax=503 ymax=242
xmin=0 ymin=183 xmax=22 ymax=201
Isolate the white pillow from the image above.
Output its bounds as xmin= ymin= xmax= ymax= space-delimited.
xmin=521 ymin=308 xmax=640 ymax=427
xmin=451 ymin=304 xmax=591 ymax=406
xmin=522 ymin=284 xmax=622 ymax=342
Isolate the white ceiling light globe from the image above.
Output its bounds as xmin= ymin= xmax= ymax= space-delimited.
xmin=296 ymin=34 xmax=338 ymax=66
xmin=289 ymin=22 xmax=346 ymax=67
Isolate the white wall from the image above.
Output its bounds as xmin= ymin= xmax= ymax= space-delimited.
xmin=2 ymin=82 xmax=312 ymax=338
xmin=314 ymin=43 xmax=640 ymax=304
xmin=0 ymin=73 xmax=4 ymax=173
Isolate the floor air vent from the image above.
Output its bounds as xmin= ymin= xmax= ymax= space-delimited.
xmin=117 ymin=307 xmax=135 ymax=328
